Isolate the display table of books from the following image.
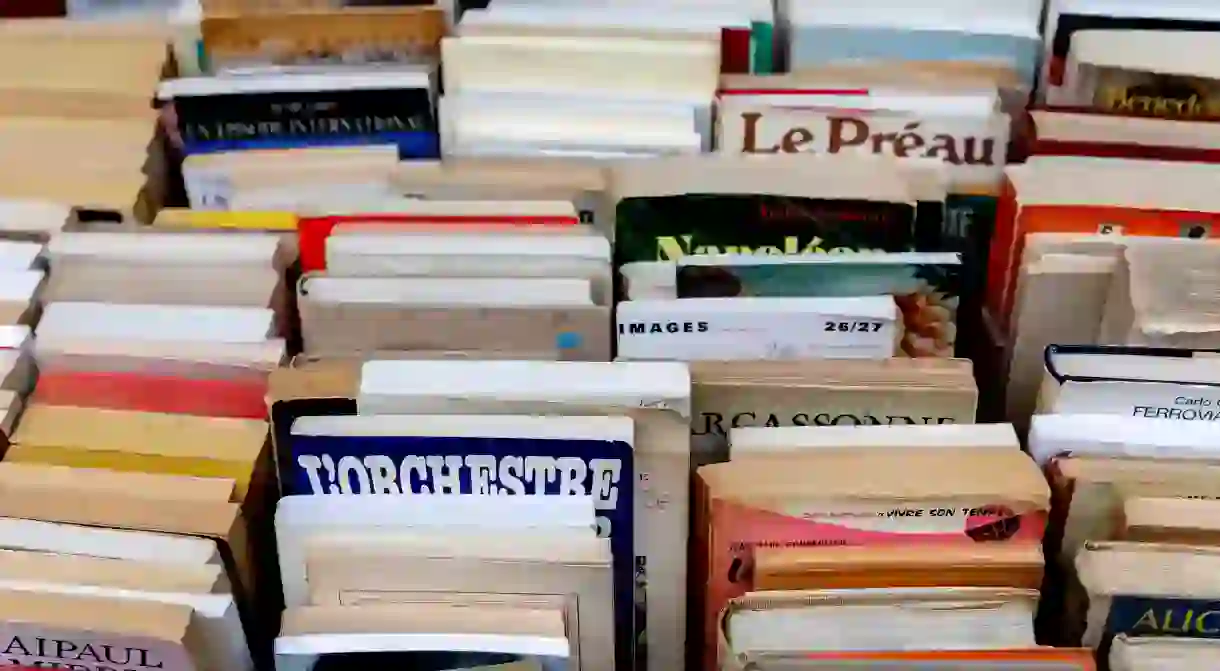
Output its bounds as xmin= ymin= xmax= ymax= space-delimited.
xmin=4 ymin=1 xmax=1220 ymax=671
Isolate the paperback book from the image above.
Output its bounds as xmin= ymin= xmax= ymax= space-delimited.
xmin=284 ymin=417 xmax=635 ymax=671
xmin=676 ymin=252 xmax=962 ymax=357
xmin=614 ymin=194 xmax=922 ymax=267
xmin=159 ymin=71 xmax=439 ymax=159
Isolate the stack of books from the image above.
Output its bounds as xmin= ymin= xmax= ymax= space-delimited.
xmin=693 ymin=422 xmax=1093 ymax=671
xmin=0 ymin=226 xmax=292 ymax=670
xmin=611 ymin=155 xmax=964 ymax=361
xmin=294 ymin=201 xmax=611 ymax=359
xmin=989 ymin=157 xmax=1220 ymax=428
xmin=1027 ymin=346 xmax=1220 ymax=669
xmin=270 ymin=358 xmax=691 ymax=671
xmin=0 ymin=20 xmax=172 ymax=223
xmin=441 ymin=7 xmax=721 ymax=158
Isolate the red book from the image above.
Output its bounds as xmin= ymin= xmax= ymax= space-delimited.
xmin=33 ymin=371 xmax=268 ymax=419
xmin=297 ymin=214 xmax=580 ymax=273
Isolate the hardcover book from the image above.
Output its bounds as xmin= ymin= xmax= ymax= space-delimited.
xmin=676 ymin=252 xmax=962 ymax=357
xmin=284 ymin=414 xmax=635 ymax=671
xmin=158 ymin=70 xmax=438 ymax=159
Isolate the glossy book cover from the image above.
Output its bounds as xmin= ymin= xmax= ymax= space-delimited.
xmin=614 ymin=195 xmax=924 ymax=267
xmin=285 ymin=432 xmax=635 ymax=671
xmin=676 ymin=253 xmax=961 ymax=357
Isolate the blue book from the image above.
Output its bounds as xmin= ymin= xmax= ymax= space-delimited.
xmin=285 ymin=414 xmax=635 ymax=671
xmin=159 ymin=70 xmax=439 ymax=159
xmin=787 ymin=27 xmax=1040 ymax=85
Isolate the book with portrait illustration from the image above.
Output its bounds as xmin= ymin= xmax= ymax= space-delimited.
xmin=675 ymin=252 xmax=962 ymax=357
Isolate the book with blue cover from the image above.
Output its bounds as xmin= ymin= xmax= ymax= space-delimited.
xmin=284 ymin=414 xmax=635 ymax=671
xmin=158 ymin=69 xmax=439 ymax=159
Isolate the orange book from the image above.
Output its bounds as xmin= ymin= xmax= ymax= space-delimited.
xmin=32 ymin=371 xmax=267 ymax=420
xmin=985 ymin=156 xmax=1220 ymax=333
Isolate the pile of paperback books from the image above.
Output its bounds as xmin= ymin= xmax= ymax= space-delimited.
xmin=3 ymin=0 xmax=1220 ymax=670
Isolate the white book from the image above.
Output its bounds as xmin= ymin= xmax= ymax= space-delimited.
xmin=325 ymin=232 xmax=610 ymax=279
xmin=276 ymin=494 xmax=597 ymax=609
xmin=0 ymin=241 xmax=41 ymax=270
xmin=729 ymin=423 xmax=1019 ymax=455
xmin=157 ymin=69 xmax=434 ymax=100
xmin=357 ymin=359 xmax=691 ymax=415
xmin=0 ymin=269 xmax=43 ymax=304
xmin=33 ymin=337 xmax=286 ymax=380
xmin=0 ymin=518 xmax=220 ymax=565
xmin=1112 ymin=635 xmax=1220 ymax=671
xmin=441 ymin=91 xmax=707 ymax=156
xmin=47 ymin=232 xmax=280 ymax=267
xmin=38 ymin=302 xmax=276 ymax=344
xmin=1042 ymin=347 xmax=1220 ymax=418
xmin=0 ymin=199 xmax=70 ymax=236
xmin=293 ymin=413 xmax=632 ymax=443
xmin=0 ymin=325 xmax=30 ymax=350
xmin=615 ymin=296 xmax=898 ymax=361
xmin=1028 ymin=413 xmax=1220 ymax=466
xmin=301 ymin=276 xmax=594 ymax=308
xmin=726 ymin=587 xmax=1036 ymax=654
xmin=441 ymin=35 xmax=720 ymax=99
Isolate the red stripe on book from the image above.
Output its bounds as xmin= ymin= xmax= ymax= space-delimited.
xmin=33 ymin=372 xmax=268 ymax=419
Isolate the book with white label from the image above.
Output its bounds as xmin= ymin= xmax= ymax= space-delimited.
xmin=1038 ymin=345 xmax=1220 ymax=420
xmin=615 ymin=296 xmax=898 ymax=361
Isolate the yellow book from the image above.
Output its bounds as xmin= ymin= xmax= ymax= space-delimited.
xmin=153 ymin=208 xmax=298 ymax=231
xmin=9 ymin=405 xmax=266 ymax=500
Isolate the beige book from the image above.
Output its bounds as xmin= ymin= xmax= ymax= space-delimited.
xmin=1111 ymin=634 xmax=1220 ymax=670
xmin=1004 ymin=249 xmax=1118 ymax=428
xmin=1100 ymin=238 xmax=1220 ymax=348
xmin=306 ymin=555 xmax=610 ymax=671
xmin=9 ymin=406 xmax=267 ymax=501
xmin=1032 ymin=107 xmax=1220 ymax=151
xmin=0 ymin=485 xmax=256 ymax=633
xmin=718 ymin=587 xmax=1039 ymax=671
xmin=689 ymin=358 xmax=977 ymax=469
xmin=42 ymin=263 xmax=283 ymax=309
xmin=279 ymin=603 xmax=567 ymax=665
xmin=0 ymin=549 xmax=227 ymax=594
xmin=1120 ymin=496 xmax=1220 ymax=545
xmin=0 ymin=463 xmax=236 ymax=502
xmin=0 ymin=589 xmax=213 ymax=671
xmin=1076 ymin=541 xmax=1220 ymax=646
xmin=298 ymin=292 xmax=610 ymax=360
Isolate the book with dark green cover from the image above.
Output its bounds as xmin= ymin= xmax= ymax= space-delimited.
xmin=675 ymin=252 xmax=962 ymax=358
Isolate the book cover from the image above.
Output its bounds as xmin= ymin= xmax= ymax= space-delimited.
xmin=284 ymin=431 xmax=635 ymax=671
xmin=717 ymin=101 xmax=1010 ymax=195
xmin=614 ymin=194 xmax=922 ymax=268
xmin=616 ymin=297 xmax=898 ymax=361
xmin=31 ymin=371 xmax=269 ymax=420
xmin=1090 ymin=70 xmax=1220 ymax=119
xmin=166 ymin=78 xmax=438 ymax=159
xmin=1097 ymin=596 xmax=1220 ymax=658
xmin=676 ymin=253 xmax=962 ymax=357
